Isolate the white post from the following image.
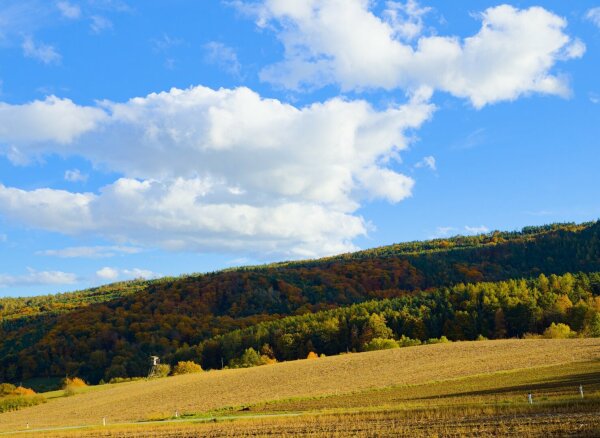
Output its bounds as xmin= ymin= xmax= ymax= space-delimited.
xmin=26 ymin=423 xmax=29 ymax=429
xmin=175 ymin=410 xmax=179 ymax=418
xmin=579 ymin=385 xmax=584 ymax=399
xmin=528 ymin=393 xmax=533 ymax=404
xmin=103 ymin=417 xmax=106 ymax=426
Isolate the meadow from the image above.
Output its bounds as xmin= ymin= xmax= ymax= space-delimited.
xmin=0 ymin=338 xmax=599 ymax=436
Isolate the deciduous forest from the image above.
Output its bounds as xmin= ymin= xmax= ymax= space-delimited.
xmin=1 ymin=221 xmax=599 ymax=385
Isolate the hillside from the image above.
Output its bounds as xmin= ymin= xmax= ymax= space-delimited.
xmin=0 ymin=338 xmax=598 ymax=435
xmin=1 ymin=221 xmax=599 ymax=384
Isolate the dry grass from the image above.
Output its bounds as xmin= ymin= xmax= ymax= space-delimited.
xmin=18 ymin=406 xmax=600 ymax=437
xmin=0 ymin=339 xmax=599 ymax=434
xmin=241 ymin=360 xmax=600 ymax=414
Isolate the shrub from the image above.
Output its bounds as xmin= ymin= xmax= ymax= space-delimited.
xmin=172 ymin=361 xmax=203 ymax=375
xmin=0 ymin=395 xmax=45 ymax=413
xmin=12 ymin=386 xmax=36 ymax=396
xmin=586 ymin=313 xmax=600 ymax=337
xmin=425 ymin=336 xmax=450 ymax=344
xmin=306 ymin=351 xmax=319 ymax=359
xmin=229 ymin=348 xmax=275 ymax=368
xmin=397 ymin=335 xmax=422 ymax=348
xmin=62 ymin=377 xmax=87 ymax=388
xmin=0 ymin=383 xmax=16 ymax=397
xmin=363 ymin=338 xmax=399 ymax=351
xmin=543 ymin=322 xmax=575 ymax=339
xmin=152 ymin=364 xmax=171 ymax=378
xmin=108 ymin=377 xmax=144 ymax=384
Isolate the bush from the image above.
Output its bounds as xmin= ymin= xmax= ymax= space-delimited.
xmin=152 ymin=364 xmax=171 ymax=378
xmin=397 ymin=335 xmax=422 ymax=348
xmin=229 ymin=348 xmax=275 ymax=368
xmin=586 ymin=313 xmax=600 ymax=337
xmin=543 ymin=322 xmax=576 ymax=339
xmin=62 ymin=377 xmax=87 ymax=388
xmin=425 ymin=336 xmax=450 ymax=344
xmin=363 ymin=338 xmax=399 ymax=351
xmin=108 ymin=377 xmax=144 ymax=384
xmin=12 ymin=386 xmax=36 ymax=396
xmin=172 ymin=361 xmax=203 ymax=375
xmin=306 ymin=351 xmax=319 ymax=359
xmin=0 ymin=395 xmax=45 ymax=413
xmin=0 ymin=383 xmax=16 ymax=397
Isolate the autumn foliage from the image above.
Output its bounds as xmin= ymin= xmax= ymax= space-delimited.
xmin=0 ymin=221 xmax=599 ymax=384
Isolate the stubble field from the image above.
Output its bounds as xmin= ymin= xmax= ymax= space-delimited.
xmin=1 ymin=338 xmax=599 ymax=437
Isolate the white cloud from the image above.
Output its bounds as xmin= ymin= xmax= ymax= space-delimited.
xmin=151 ymin=33 xmax=183 ymax=52
xmin=0 ymin=85 xmax=433 ymax=258
xmin=96 ymin=266 xmax=160 ymax=281
xmin=96 ymin=266 xmax=119 ymax=280
xmin=38 ymin=245 xmax=142 ymax=258
xmin=431 ymin=226 xmax=456 ymax=238
xmin=22 ymin=35 xmax=61 ymax=65
xmin=64 ymin=168 xmax=88 ymax=183
xmin=590 ymin=93 xmax=600 ymax=104
xmin=586 ymin=7 xmax=600 ymax=28
xmin=464 ymin=225 xmax=489 ymax=234
xmin=204 ymin=41 xmax=242 ymax=77
xmin=57 ymin=1 xmax=81 ymax=19
xmin=383 ymin=0 xmax=431 ymax=41
xmin=0 ymin=267 xmax=77 ymax=288
xmin=90 ymin=15 xmax=112 ymax=33
xmin=431 ymin=225 xmax=489 ymax=238
xmin=244 ymin=1 xmax=584 ymax=107
xmin=122 ymin=268 xmax=160 ymax=279
xmin=415 ymin=155 xmax=435 ymax=171
xmin=0 ymin=96 xmax=106 ymax=163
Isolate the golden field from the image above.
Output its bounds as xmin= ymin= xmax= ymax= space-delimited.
xmin=0 ymin=338 xmax=599 ymax=436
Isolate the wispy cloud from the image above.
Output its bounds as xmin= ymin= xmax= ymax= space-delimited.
xmin=64 ymin=168 xmax=88 ymax=183
xmin=151 ymin=33 xmax=183 ymax=52
xmin=22 ymin=35 xmax=61 ymax=64
xmin=57 ymin=1 xmax=81 ymax=19
xmin=96 ymin=266 xmax=160 ymax=281
xmin=38 ymin=245 xmax=142 ymax=258
xmin=0 ymin=268 xmax=77 ymax=288
xmin=415 ymin=155 xmax=436 ymax=171
xmin=90 ymin=15 xmax=112 ymax=34
xmin=585 ymin=7 xmax=600 ymax=28
xmin=203 ymin=41 xmax=242 ymax=78
xmin=431 ymin=225 xmax=489 ymax=239
xmin=464 ymin=225 xmax=489 ymax=235
xmin=453 ymin=128 xmax=486 ymax=150
xmin=431 ymin=226 xmax=456 ymax=238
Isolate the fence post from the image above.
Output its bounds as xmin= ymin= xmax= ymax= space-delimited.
xmin=579 ymin=385 xmax=584 ymax=399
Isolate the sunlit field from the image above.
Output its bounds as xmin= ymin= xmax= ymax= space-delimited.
xmin=1 ymin=338 xmax=599 ymax=437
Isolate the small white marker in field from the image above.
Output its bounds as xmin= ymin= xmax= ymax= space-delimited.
xmin=528 ymin=393 xmax=533 ymax=404
xmin=26 ymin=423 xmax=29 ymax=429
xmin=175 ymin=410 xmax=179 ymax=418
xmin=579 ymin=385 xmax=584 ymax=399
xmin=103 ymin=417 xmax=106 ymax=426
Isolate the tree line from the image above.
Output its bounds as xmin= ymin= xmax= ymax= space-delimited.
xmin=0 ymin=221 xmax=599 ymax=384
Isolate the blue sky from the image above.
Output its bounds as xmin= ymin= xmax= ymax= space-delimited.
xmin=0 ymin=0 xmax=599 ymax=297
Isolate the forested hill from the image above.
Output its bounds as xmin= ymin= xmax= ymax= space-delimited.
xmin=1 ymin=221 xmax=599 ymax=384
xmin=0 ymin=221 xmax=594 ymax=321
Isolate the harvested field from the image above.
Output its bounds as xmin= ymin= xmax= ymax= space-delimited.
xmin=15 ymin=405 xmax=600 ymax=437
xmin=0 ymin=339 xmax=599 ymax=435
